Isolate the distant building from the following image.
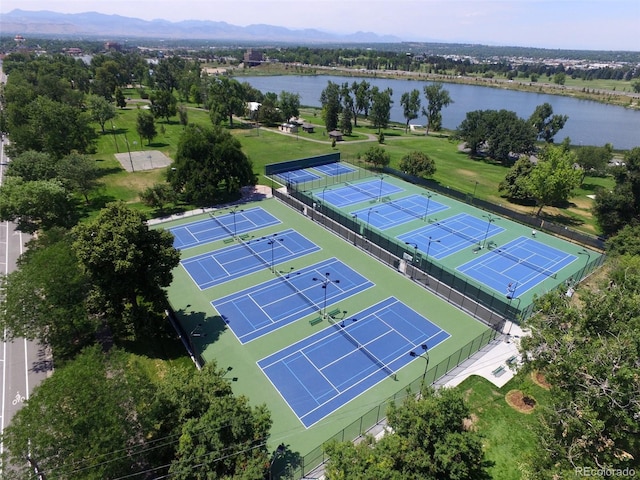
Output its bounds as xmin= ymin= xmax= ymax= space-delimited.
xmin=243 ymin=49 xmax=264 ymax=67
xmin=279 ymin=123 xmax=298 ymax=134
xmin=105 ymin=42 xmax=122 ymax=52
xmin=328 ymin=130 xmax=343 ymax=141
xmin=302 ymin=123 xmax=315 ymax=133
xmin=65 ymin=47 xmax=83 ymax=56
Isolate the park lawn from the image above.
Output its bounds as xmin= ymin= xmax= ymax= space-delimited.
xmin=457 ymin=373 xmax=552 ymax=480
xmin=88 ymin=103 xmax=611 ymax=233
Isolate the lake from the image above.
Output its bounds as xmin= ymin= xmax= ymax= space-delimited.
xmin=240 ymin=75 xmax=640 ymax=150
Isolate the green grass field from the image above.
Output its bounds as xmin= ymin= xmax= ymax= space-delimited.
xmin=160 ymin=197 xmax=491 ymax=464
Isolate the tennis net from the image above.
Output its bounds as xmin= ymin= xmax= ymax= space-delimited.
xmin=332 ymin=322 xmax=394 ymax=377
xmin=278 ymin=272 xmax=324 ymax=314
xmin=493 ymin=249 xmax=558 ymax=278
xmin=382 ymin=198 xmax=423 ymax=221
xmin=435 ymin=222 xmax=481 ymax=245
xmin=210 ymin=212 xmax=235 ymax=238
xmin=344 ymin=181 xmax=379 ymax=201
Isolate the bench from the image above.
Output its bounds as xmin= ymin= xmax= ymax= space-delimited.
xmin=492 ymin=365 xmax=506 ymax=376
xmin=223 ymin=238 xmax=235 ymax=244
xmin=327 ymin=308 xmax=342 ymax=319
xmin=239 ymin=234 xmax=251 ymax=241
xmin=309 ymin=317 xmax=323 ymax=326
xmin=506 ymin=355 xmax=518 ymax=366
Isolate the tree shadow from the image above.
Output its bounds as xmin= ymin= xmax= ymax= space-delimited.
xmin=270 ymin=444 xmax=303 ymax=480
xmin=172 ymin=307 xmax=227 ymax=353
xmin=147 ymin=142 xmax=170 ymax=148
xmin=539 ymin=211 xmax=584 ymax=227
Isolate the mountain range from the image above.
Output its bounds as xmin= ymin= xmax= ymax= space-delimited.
xmin=1 ymin=9 xmax=402 ymax=44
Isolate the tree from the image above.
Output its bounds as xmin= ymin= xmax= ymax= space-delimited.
xmin=136 ymin=110 xmax=157 ymax=145
xmin=0 ymin=177 xmax=78 ymax=233
xmin=5 ymin=149 xmax=58 ymax=181
xmin=72 ymin=202 xmax=180 ymax=323
xmin=593 ymin=147 xmax=640 ymax=236
xmin=177 ymin=103 xmax=189 ymax=128
xmin=519 ymin=258 xmax=640 ymax=478
xmin=114 ymin=86 xmax=127 ymax=108
xmin=206 ymin=76 xmax=246 ymax=126
xmin=370 ymin=86 xmax=393 ymax=133
xmin=279 ymin=90 xmax=300 ymax=121
xmin=422 ymin=83 xmax=453 ymax=135
xmin=498 ymin=156 xmax=535 ymax=202
xmin=553 ymin=72 xmax=566 ymax=85
xmin=161 ymin=363 xmax=272 ymax=479
xmin=320 ymin=81 xmax=341 ymax=132
xmin=140 ymin=183 xmax=178 ymax=210
xmin=340 ymin=104 xmax=353 ymax=136
xmin=55 ymin=152 xmax=101 ymax=204
xmin=363 ymin=145 xmax=390 ymax=170
xmin=86 ymin=94 xmax=116 ymax=133
xmin=400 ymin=89 xmax=421 ymax=133
xmin=351 ymin=79 xmax=372 ymax=126
xmin=0 ymin=228 xmax=95 ymax=361
xmin=575 ymin=144 xmax=613 ymax=183
xmin=150 ymin=89 xmax=178 ymax=123
xmin=168 ymin=124 xmax=256 ymax=205
xmin=2 ymin=346 xmax=157 ymax=479
xmin=633 ymin=80 xmax=640 ymax=94
xmin=399 ymin=151 xmax=436 ymax=178
xmin=605 ymin=224 xmax=640 ymax=257
xmin=528 ymin=102 xmax=568 ymax=143
xmin=524 ymin=144 xmax=582 ymax=215
xmin=325 ymin=387 xmax=489 ymax=480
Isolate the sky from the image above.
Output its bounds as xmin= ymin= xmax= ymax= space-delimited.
xmin=1 ymin=0 xmax=638 ymax=51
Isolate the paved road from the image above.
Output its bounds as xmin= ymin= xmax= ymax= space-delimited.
xmin=0 ymin=136 xmax=52 ymax=459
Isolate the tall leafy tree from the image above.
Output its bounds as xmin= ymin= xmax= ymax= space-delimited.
xmin=594 ymin=147 xmax=640 ymax=235
xmin=73 ymin=202 xmax=180 ymax=322
xmin=0 ymin=177 xmax=78 ymax=233
xmin=325 ymin=387 xmax=489 ymax=480
xmin=363 ymin=145 xmax=390 ymax=170
xmin=55 ymin=152 xmax=101 ymax=204
xmin=0 ymin=228 xmax=95 ymax=361
xmin=525 ymin=144 xmax=582 ymax=215
xmin=498 ymin=156 xmax=535 ymax=202
xmin=422 ymin=82 xmax=452 ymax=135
xmin=400 ymin=89 xmax=421 ymax=133
xmin=5 ymin=150 xmax=58 ymax=181
xmin=519 ymin=256 xmax=640 ymax=478
xmin=528 ymin=102 xmax=568 ymax=143
xmin=168 ymin=124 xmax=256 ymax=205
xmin=206 ymin=76 xmax=246 ymax=126
xmin=351 ymin=79 xmax=372 ymax=126
xmin=150 ymin=89 xmax=178 ymax=123
xmin=575 ymin=144 xmax=613 ymax=183
xmin=136 ymin=110 xmax=157 ymax=145
xmin=2 ymin=346 xmax=157 ymax=479
xmin=370 ymin=86 xmax=393 ymax=133
xmin=279 ymin=90 xmax=300 ymax=121
xmin=258 ymin=92 xmax=282 ymax=126
xmin=320 ymin=81 xmax=341 ymax=132
xmin=86 ymin=94 xmax=116 ymax=133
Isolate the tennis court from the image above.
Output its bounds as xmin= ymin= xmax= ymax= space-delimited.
xmin=258 ymin=296 xmax=450 ymax=428
xmin=170 ymin=207 xmax=281 ymax=249
xmin=212 ymin=258 xmax=374 ymax=344
xmin=351 ymin=194 xmax=450 ymax=230
xmin=312 ymin=163 xmax=356 ymax=176
xmin=320 ymin=179 xmax=404 ymax=207
xmin=181 ymin=229 xmax=321 ymax=290
xmin=397 ymin=213 xmax=505 ymax=259
xmin=458 ymin=237 xmax=577 ymax=296
xmin=276 ymin=169 xmax=321 ymax=185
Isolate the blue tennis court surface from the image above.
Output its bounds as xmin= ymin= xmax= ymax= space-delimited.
xmin=398 ymin=213 xmax=505 ymax=259
xmin=351 ymin=194 xmax=449 ymax=230
xmin=319 ymin=180 xmax=404 ymax=207
xmin=170 ymin=207 xmax=281 ymax=249
xmin=276 ymin=169 xmax=321 ymax=185
xmin=181 ymin=229 xmax=320 ymax=290
xmin=458 ymin=237 xmax=577 ymax=296
xmin=312 ymin=163 xmax=356 ymax=176
xmin=213 ymin=258 xmax=374 ymax=344
xmin=258 ymin=297 xmax=450 ymax=427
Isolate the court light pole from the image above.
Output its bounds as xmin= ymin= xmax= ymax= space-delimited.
xmin=267 ymin=234 xmax=284 ymax=273
xmin=351 ymin=213 xmax=359 ymax=245
xmin=578 ymin=248 xmax=591 ymax=280
xmin=409 ymin=343 xmax=429 ymax=395
xmin=425 ymin=236 xmax=441 ymax=273
xmin=312 ymin=272 xmax=340 ymax=319
xmin=227 ymin=206 xmax=244 ymax=238
xmin=365 ymin=208 xmax=378 ymax=242
xmin=377 ymin=174 xmax=386 ymax=202
xmin=422 ymin=192 xmax=435 ymax=221
xmin=405 ymin=241 xmax=418 ymax=265
xmin=481 ymin=214 xmax=497 ymax=249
